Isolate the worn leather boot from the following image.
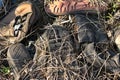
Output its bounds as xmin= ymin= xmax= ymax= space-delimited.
xmin=0 ymin=1 xmax=40 ymax=45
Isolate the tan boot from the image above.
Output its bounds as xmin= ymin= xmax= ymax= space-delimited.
xmin=0 ymin=1 xmax=40 ymax=45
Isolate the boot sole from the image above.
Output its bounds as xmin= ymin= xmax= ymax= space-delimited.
xmin=45 ymin=0 xmax=108 ymax=15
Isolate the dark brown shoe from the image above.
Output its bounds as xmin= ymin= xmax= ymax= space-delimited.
xmin=34 ymin=25 xmax=74 ymax=59
xmin=34 ymin=25 xmax=76 ymax=79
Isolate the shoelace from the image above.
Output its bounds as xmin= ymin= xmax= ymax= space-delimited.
xmin=13 ymin=16 xmax=23 ymax=37
xmin=13 ymin=12 xmax=31 ymax=37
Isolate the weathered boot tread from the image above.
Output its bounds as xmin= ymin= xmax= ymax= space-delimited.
xmin=7 ymin=43 xmax=31 ymax=80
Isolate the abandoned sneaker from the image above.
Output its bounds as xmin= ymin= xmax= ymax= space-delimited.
xmin=45 ymin=0 xmax=108 ymax=15
xmin=0 ymin=1 xmax=40 ymax=45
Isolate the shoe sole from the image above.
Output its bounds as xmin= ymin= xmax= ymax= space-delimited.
xmin=7 ymin=43 xmax=31 ymax=80
xmin=45 ymin=0 xmax=108 ymax=15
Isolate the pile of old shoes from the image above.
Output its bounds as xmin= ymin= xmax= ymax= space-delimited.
xmin=1 ymin=0 xmax=120 ymax=80
xmin=30 ymin=0 xmax=120 ymax=79
xmin=0 ymin=1 xmax=40 ymax=45
xmin=44 ymin=0 xmax=120 ymax=77
xmin=67 ymin=13 xmax=120 ymax=74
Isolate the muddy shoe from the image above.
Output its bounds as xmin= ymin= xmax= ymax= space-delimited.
xmin=34 ymin=25 xmax=74 ymax=60
xmin=83 ymin=42 xmax=120 ymax=73
xmin=74 ymin=13 xmax=108 ymax=44
xmin=34 ymin=25 xmax=76 ymax=79
xmin=45 ymin=0 xmax=108 ymax=15
xmin=0 ymin=1 xmax=40 ymax=45
xmin=7 ymin=43 xmax=32 ymax=80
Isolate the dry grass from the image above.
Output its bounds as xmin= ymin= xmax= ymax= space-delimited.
xmin=0 ymin=0 xmax=120 ymax=80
